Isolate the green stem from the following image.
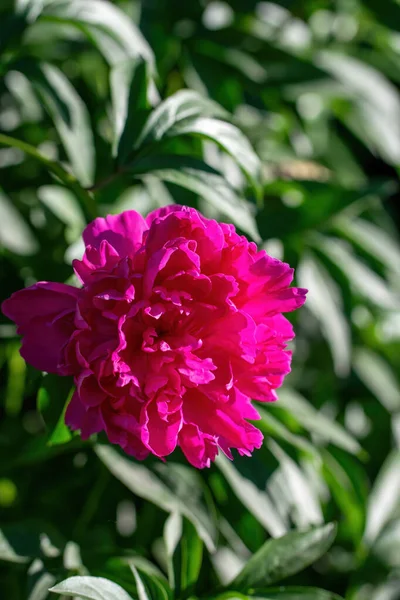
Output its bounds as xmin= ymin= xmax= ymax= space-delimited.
xmin=0 ymin=133 xmax=97 ymax=221
xmin=86 ymin=169 xmax=125 ymax=192
xmin=72 ymin=465 xmax=110 ymax=538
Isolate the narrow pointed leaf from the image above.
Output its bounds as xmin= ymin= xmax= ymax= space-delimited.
xmin=167 ymin=117 xmax=261 ymax=196
xmin=164 ymin=513 xmax=203 ymax=595
xmin=95 ymin=445 xmax=216 ymax=551
xmin=111 ymin=59 xmax=152 ymax=162
xmin=38 ymin=0 xmax=154 ymax=66
xmin=364 ymin=450 xmax=400 ymax=546
xmin=130 ymin=156 xmax=260 ymax=241
xmin=230 ymin=523 xmax=337 ymax=590
xmin=216 ymin=455 xmax=287 ymax=538
xmin=49 ymin=576 xmax=133 ymax=600
xmin=29 ymin=63 xmax=95 ymax=187
xmin=278 ymin=389 xmax=362 ymax=455
xmin=134 ymin=90 xmax=227 ymax=148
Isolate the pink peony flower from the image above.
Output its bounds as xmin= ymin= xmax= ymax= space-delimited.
xmin=2 ymin=206 xmax=306 ymax=467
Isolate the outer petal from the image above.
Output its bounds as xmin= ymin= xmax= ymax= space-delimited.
xmin=145 ymin=204 xmax=184 ymax=226
xmin=140 ymin=398 xmax=182 ymax=457
xmin=65 ymin=391 xmax=105 ymax=439
xmin=83 ymin=210 xmax=147 ymax=256
xmin=183 ymin=389 xmax=263 ymax=453
xmin=179 ymin=424 xmax=218 ymax=468
xmin=1 ymin=282 xmax=79 ymax=373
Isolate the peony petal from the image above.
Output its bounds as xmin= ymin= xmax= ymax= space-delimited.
xmin=65 ymin=390 xmax=106 ymax=438
xmin=82 ymin=210 xmax=147 ymax=256
xmin=2 ymin=282 xmax=79 ymax=373
xmin=140 ymin=398 xmax=182 ymax=457
xmin=145 ymin=205 xmax=184 ymax=226
xmin=179 ymin=424 xmax=218 ymax=468
xmin=183 ymin=389 xmax=263 ymax=454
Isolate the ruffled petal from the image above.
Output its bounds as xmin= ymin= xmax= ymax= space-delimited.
xmin=1 ymin=282 xmax=79 ymax=373
xmin=179 ymin=424 xmax=218 ymax=468
xmin=83 ymin=210 xmax=147 ymax=256
xmin=140 ymin=398 xmax=182 ymax=457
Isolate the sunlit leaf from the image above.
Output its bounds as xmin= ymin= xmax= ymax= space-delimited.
xmin=36 ymin=0 xmax=154 ymax=66
xmin=0 ymin=188 xmax=38 ymax=255
xmin=49 ymin=576 xmax=134 ymax=600
xmin=131 ymin=565 xmax=171 ymax=600
xmin=38 ymin=185 xmax=86 ymax=233
xmin=257 ymin=408 xmax=317 ymax=455
xmin=29 ymin=63 xmax=95 ymax=187
xmin=364 ymin=450 xmax=400 ymax=546
xmin=134 ymin=90 xmax=227 ymax=149
xmin=0 ymin=529 xmax=29 ymax=564
xmin=95 ymin=445 xmax=216 ymax=551
xmin=298 ymin=252 xmax=351 ymax=377
xmin=315 ymin=236 xmax=400 ymax=310
xmin=130 ymin=155 xmax=261 ymax=241
xmin=110 ymin=58 xmax=152 ymax=162
xmin=230 ymin=523 xmax=336 ymax=590
xmin=27 ymin=560 xmax=56 ymax=600
xmin=316 ymin=51 xmax=400 ymax=165
xmin=353 ymin=348 xmax=400 ymax=413
xmin=0 ymin=525 xmax=60 ymax=564
xmin=167 ymin=117 xmax=262 ymax=196
xmin=164 ymin=513 xmax=203 ymax=595
xmin=216 ymin=454 xmax=287 ymax=538
xmin=267 ymin=440 xmax=324 ymax=529
xmin=278 ymin=389 xmax=362 ymax=456
xmin=335 ymin=217 xmax=400 ymax=276
xmin=322 ymin=450 xmax=366 ymax=545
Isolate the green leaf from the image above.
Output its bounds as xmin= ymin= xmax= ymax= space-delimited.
xmin=38 ymin=185 xmax=86 ymax=233
xmin=37 ymin=374 xmax=73 ymax=446
xmin=134 ymin=90 xmax=227 ymax=149
xmin=257 ymin=408 xmax=317 ymax=456
xmin=0 ymin=529 xmax=29 ymax=564
xmin=28 ymin=62 xmax=95 ymax=187
xmin=164 ymin=513 xmax=203 ymax=596
xmin=353 ymin=348 xmax=400 ymax=413
xmin=166 ymin=117 xmax=261 ymax=197
xmin=0 ymin=133 xmax=97 ymax=220
xmin=230 ymin=523 xmax=337 ymax=590
xmin=130 ymin=155 xmax=261 ymax=241
xmin=216 ymin=455 xmax=287 ymax=538
xmin=0 ymin=188 xmax=38 ymax=255
xmin=95 ymin=445 xmax=216 ymax=551
xmin=278 ymin=389 xmax=362 ymax=456
xmin=335 ymin=217 xmax=400 ymax=276
xmin=0 ymin=524 xmax=61 ymax=564
xmin=267 ymin=440 xmax=324 ymax=529
xmin=27 ymin=560 xmax=56 ymax=600
xmin=110 ymin=58 xmax=152 ymax=163
xmin=252 ymin=586 xmax=344 ymax=599
xmin=298 ymin=252 xmax=351 ymax=377
xmin=49 ymin=576 xmax=134 ymax=600
xmin=315 ymin=236 xmax=400 ymax=311
xmin=364 ymin=450 xmax=400 ymax=546
xmin=322 ymin=450 xmax=366 ymax=546
xmin=35 ymin=0 xmax=154 ymax=66
xmin=131 ymin=565 xmax=171 ymax=600
xmin=316 ymin=51 xmax=400 ymax=165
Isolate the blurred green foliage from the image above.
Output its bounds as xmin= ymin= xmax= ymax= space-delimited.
xmin=1 ymin=1 xmax=400 ymax=599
